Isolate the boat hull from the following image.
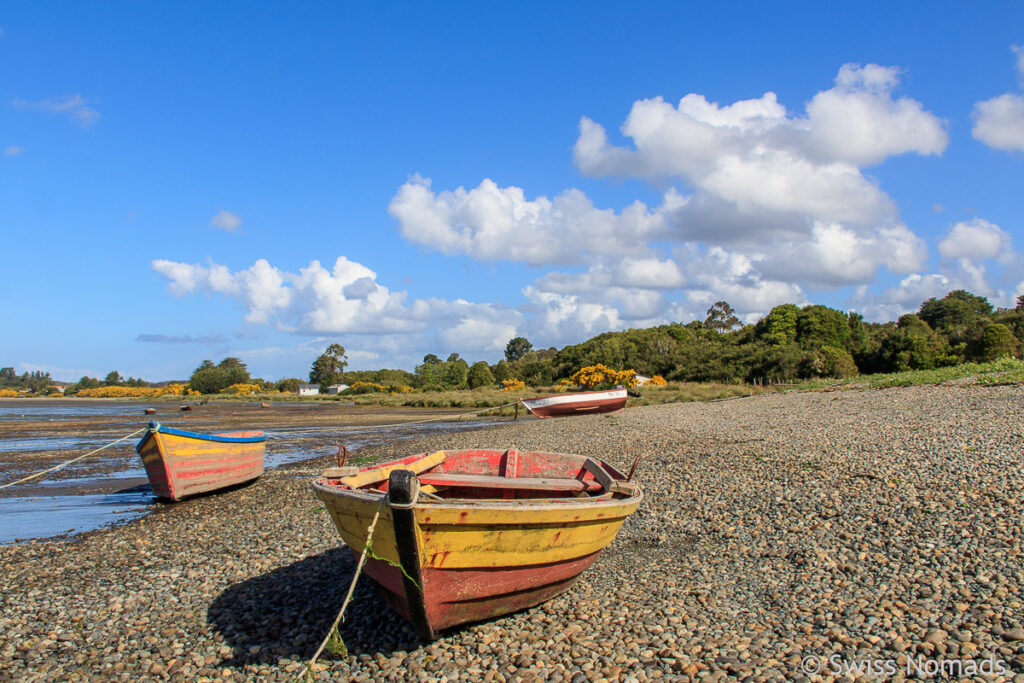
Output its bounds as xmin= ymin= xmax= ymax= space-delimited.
xmin=135 ymin=422 xmax=266 ymax=501
xmin=519 ymin=389 xmax=628 ymax=418
xmin=312 ymin=449 xmax=642 ymax=638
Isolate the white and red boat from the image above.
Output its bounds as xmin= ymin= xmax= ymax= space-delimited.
xmin=519 ymin=388 xmax=628 ymax=419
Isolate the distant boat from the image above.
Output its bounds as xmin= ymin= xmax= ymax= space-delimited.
xmin=519 ymin=388 xmax=628 ymax=419
xmin=144 ymin=408 xmax=156 ymax=415
xmin=259 ymin=402 xmax=271 ymax=408
xmin=135 ymin=421 xmax=266 ymax=501
xmin=180 ymin=405 xmax=193 ymax=412
xmin=312 ymin=448 xmax=642 ymax=639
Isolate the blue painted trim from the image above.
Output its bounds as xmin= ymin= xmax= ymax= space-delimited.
xmin=135 ymin=420 xmax=266 ymax=452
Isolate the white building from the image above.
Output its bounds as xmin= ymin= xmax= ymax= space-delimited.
xmin=298 ymin=384 xmax=320 ymax=396
xmin=327 ymin=384 xmax=349 ymax=394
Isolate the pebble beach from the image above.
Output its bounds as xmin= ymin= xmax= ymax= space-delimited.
xmin=2 ymin=384 xmax=1023 ymax=682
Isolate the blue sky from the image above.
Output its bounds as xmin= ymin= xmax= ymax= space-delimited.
xmin=2 ymin=2 xmax=1023 ymax=382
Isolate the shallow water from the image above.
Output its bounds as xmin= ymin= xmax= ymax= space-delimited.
xmin=1 ymin=418 xmax=496 ymax=543
xmin=0 ymin=488 xmax=155 ymax=544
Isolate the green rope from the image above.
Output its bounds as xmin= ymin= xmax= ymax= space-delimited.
xmin=298 ymin=497 xmax=386 ymax=680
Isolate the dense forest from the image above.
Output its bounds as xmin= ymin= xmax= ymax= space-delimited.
xmin=3 ymin=289 xmax=1022 ymax=396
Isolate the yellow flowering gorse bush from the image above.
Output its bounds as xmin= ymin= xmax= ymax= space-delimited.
xmin=569 ymin=364 xmax=639 ymax=389
xmin=0 ymin=388 xmax=19 ymax=397
xmin=76 ymin=383 xmax=189 ymax=398
xmin=500 ymin=378 xmax=526 ymax=391
xmin=223 ymin=383 xmax=262 ymax=395
xmin=648 ymin=374 xmax=668 ymax=386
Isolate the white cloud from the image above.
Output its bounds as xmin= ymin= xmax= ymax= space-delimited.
xmin=388 ymin=175 xmax=674 ymax=265
xmin=972 ymin=94 xmax=1024 ymax=152
xmin=3 ymin=146 xmax=24 ymax=156
xmin=972 ymin=46 xmax=1024 ymax=153
xmin=804 ymin=64 xmax=948 ymax=166
xmin=519 ymin=287 xmax=624 ymax=347
xmin=938 ymin=219 xmax=1012 ymax=261
xmin=574 ymin=63 xmax=945 ymax=213
xmin=851 ymin=217 xmax=1021 ymax=320
xmin=210 ymin=210 xmax=242 ymax=232
xmin=152 ymin=256 xmax=524 ymax=357
xmin=391 ymin=61 xmax=941 ymax=329
xmin=12 ymin=94 xmax=100 ymax=128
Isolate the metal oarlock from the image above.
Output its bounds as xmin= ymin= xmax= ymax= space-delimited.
xmin=338 ymin=445 xmax=348 ymax=467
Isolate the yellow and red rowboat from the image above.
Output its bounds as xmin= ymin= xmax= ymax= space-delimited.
xmin=312 ymin=448 xmax=642 ymax=639
xmin=135 ymin=421 xmax=266 ymax=501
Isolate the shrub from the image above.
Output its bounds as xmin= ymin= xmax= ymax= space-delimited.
xmin=500 ymin=378 xmax=526 ymax=391
xmin=648 ymin=375 xmax=668 ymax=386
xmin=570 ymin=364 xmax=639 ymax=389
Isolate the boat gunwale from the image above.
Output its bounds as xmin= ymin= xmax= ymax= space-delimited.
xmin=310 ymin=479 xmax=643 ymax=513
xmin=135 ymin=421 xmax=268 ymax=452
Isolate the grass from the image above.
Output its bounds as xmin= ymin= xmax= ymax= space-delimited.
xmin=795 ymin=356 xmax=1024 ymax=390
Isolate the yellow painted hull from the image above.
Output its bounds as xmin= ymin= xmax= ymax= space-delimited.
xmin=313 ymin=448 xmax=642 ymax=637
xmin=136 ymin=423 xmax=265 ymax=501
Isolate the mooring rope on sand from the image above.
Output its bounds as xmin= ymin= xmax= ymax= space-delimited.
xmin=0 ymin=427 xmax=148 ymax=491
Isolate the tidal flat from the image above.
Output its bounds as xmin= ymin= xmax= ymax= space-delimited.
xmin=1 ymin=386 xmax=1023 ymax=681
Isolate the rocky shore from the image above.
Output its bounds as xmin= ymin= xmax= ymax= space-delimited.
xmin=2 ymin=384 xmax=1023 ymax=682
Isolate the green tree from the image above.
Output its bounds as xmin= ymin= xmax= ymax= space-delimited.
xmin=977 ymin=323 xmax=1019 ymax=361
xmin=704 ymin=301 xmax=740 ymax=333
xmin=218 ymin=357 xmax=251 ymax=386
xmin=491 ymin=359 xmax=512 ymax=382
xmin=189 ymin=361 xmax=229 ymax=394
xmin=422 ymin=353 xmax=441 ymax=365
xmin=441 ymin=358 xmax=470 ymax=389
xmin=104 ymin=371 xmax=122 ymax=386
xmin=755 ymin=304 xmax=799 ymax=346
xmin=415 ymin=361 xmax=441 ymax=389
xmin=504 ymin=337 xmax=533 ymax=362
xmin=310 ymin=344 xmax=348 ymax=390
xmin=795 ymin=305 xmax=852 ymax=351
xmin=275 ymin=378 xmax=302 ymax=393
xmin=467 ymin=361 xmax=495 ymax=389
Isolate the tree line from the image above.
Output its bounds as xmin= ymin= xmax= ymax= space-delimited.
xmin=312 ymin=290 xmax=1024 ymax=391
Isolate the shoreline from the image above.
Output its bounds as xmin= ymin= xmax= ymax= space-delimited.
xmin=1 ymin=384 xmax=1022 ymax=681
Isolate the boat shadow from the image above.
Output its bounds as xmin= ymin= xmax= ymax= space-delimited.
xmin=207 ymin=547 xmax=422 ymax=668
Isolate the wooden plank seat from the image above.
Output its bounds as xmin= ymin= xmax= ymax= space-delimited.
xmin=417 ymin=472 xmax=604 ymax=493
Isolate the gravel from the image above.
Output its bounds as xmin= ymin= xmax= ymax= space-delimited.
xmin=2 ymin=384 xmax=1023 ymax=682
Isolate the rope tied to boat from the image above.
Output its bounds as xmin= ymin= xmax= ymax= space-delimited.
xmin=299 ymin=496 xmax=387 ymax=680
xmin=0 ymin=427 xmax=147 ymax=491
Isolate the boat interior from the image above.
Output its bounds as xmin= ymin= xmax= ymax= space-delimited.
xmin=318 ymin=448 xmax=640 ymax=502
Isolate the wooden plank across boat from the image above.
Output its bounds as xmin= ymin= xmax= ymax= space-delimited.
xmin=312 ymin=448 xmax=643 ymax=639
xmin=135 ymin=421 xmax=266 ymax=501
xmin=519 ymin=388 xmax=628 ymax=418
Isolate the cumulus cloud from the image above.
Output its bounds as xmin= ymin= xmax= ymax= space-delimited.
xmin=852 ymin=217 xmax=1021 ymax=321
xmin=12 ymin=94 xmax=100 ymax=128
xmin=938 ymin=219 xmax=1012 ymax=261
xmin=388 ymin=175 xmax=675 ymax=265
xmin=210 ymin=210 xmax=242 ymax=232
xmin=4 ymin=146 xmax=24 ymax=156
xmin=972 ymin=46 xmax=1024 ymax=153
xmin=151 ymin=256 xmax=524 ymax=356
xmin=390 ymin=61 xmax=943 ymax=333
